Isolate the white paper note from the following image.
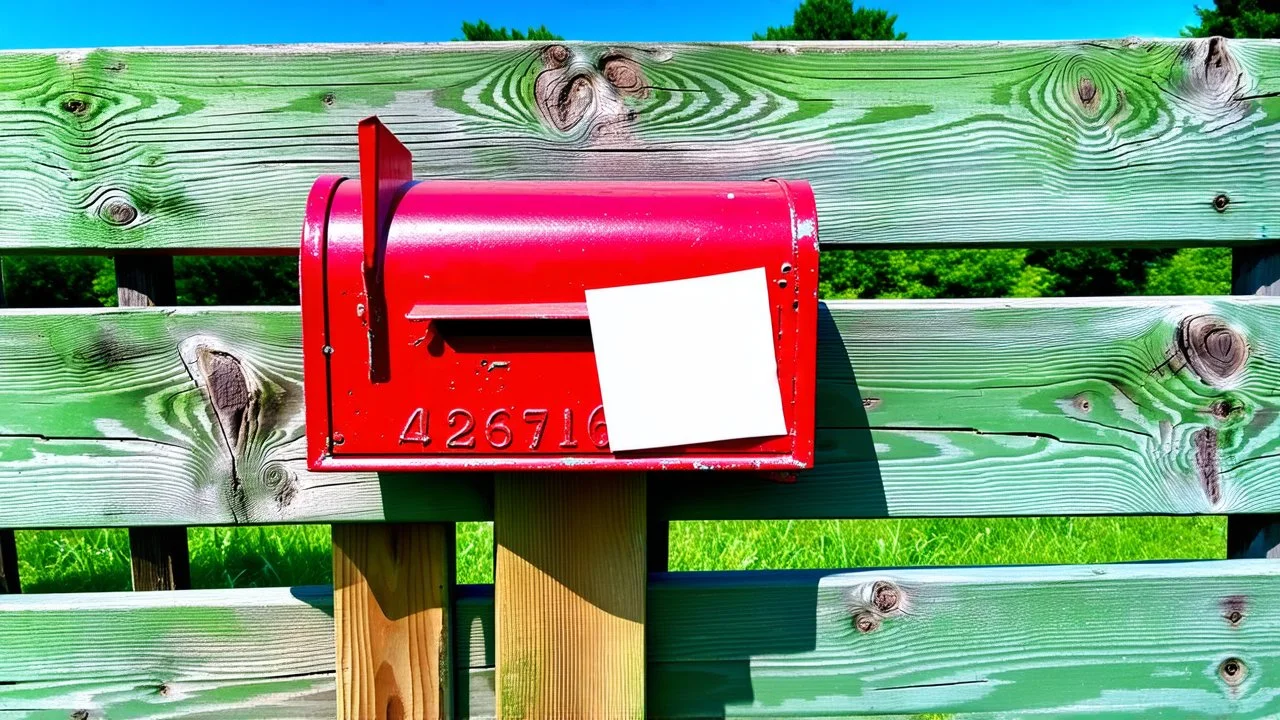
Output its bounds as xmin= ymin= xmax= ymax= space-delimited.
xmin=585 ymin=267 xmax=787 ymax=452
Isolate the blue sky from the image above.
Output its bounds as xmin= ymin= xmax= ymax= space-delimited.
xmin=0 ymin=0 xmax=1201 ymax=49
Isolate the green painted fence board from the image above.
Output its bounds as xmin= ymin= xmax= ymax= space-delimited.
xmin=4 ymin=562 xmax=1279 ymax=717
xmin=0 ymin=586 xmax=334 ymax=718
xmin=0 ymin=39 xmax=1276 ymax=252
xmin=644 ymin=561 xmax=1280 ymax=717
xmin=1 ymin=297 xmax=1278 ymax=526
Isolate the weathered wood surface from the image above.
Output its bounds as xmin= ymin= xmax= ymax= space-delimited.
xmin=6 ymin=561 xmax=1280 ymax=717
xmin=0 ymin=586 xmax=335 ymax=718
xmin=0 ymin=39 xmax=1276 ymax=252
xmin=0 ymin=307 xmax=490 ymax=527
xmin=2 ymin=297 xmax=1279 ymax=526
xmin=646 ymin=561 xmax=1280 ymax=717
xmin=333 ymin=523 xmax=453 ymax=719
xmin=495 ymin=473 xmax=646 ymax=719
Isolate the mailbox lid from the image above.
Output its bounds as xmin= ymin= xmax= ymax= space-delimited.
xmin=304 ymin=177 xmax=818 ymax=471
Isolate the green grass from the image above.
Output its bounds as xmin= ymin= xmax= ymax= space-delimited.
xmin=14 ymin=516 xmax=1225 ymax=592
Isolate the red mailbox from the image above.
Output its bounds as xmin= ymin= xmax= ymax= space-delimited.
xmin=301 ymin=118 xmax=819 ymax=472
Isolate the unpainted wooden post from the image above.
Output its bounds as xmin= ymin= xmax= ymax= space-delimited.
xmin=116 ymin=255 xmax=193 ymax=591
xmin=1229 ymin=245 xmax=1280 ymax=558
xmin=333 ymin=522 xmax=455 ymax=719
xmin=495 ymin=472 xmax=646 ymax=719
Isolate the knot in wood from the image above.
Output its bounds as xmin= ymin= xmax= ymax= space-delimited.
xmin=196 ymin=347 xmax=253 ymax=453
xmin=853 ymin=612 xmax=880 ymax=633
xmin=1221 ymin=595 xmax=1246 ymax=626
xmin=1178 ymin=315 xmax=1248 ymax=387
xmin=1176 ymin=37 xmax=1248 ymax=119
xmin=872 ymin=581 xmax=901 ymax=613
xmin=1076 ymin=76 xmax=1098 ymax=108
xmin=1219 ymin=657 xmax=1247 ymax=686
xmin=542 ymin=44 xmax=570 ymax=69
xmin=322 ymin=92 xmax=336 ymax=107
xmin=1210 ymin=399 xmax=1238 ymax=421
xmin=535 ymin=71 xmax=595 ymax=133
xmin=99 ymin=196 xmax=139 ymax=226
xmin=61 ymin=97 xmax=89 ymax=116
xmin=1193 ymin=427 xmax=1222 ymax=505
xmin=263 ymin=462 xmax=298 ymax=508
xmin=600 ymin=52 xmax=648 ymax=98
xmin=1214 ymin=194 xmax=1230 ymax=213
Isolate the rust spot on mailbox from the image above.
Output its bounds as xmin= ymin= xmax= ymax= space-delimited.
xmin=300 ymin=116 xmax=819 ymax=473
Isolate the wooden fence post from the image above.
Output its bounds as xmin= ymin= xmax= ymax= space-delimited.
xmin=495 ymin=473 xmax=646 ymax=719
xmin=333 ymin=522 xmax=455 ymax=719
xmin=1229 ymin=246 xmax=1280 ymax=558
xmin=116 ymin=255 xmax=193 ymax=591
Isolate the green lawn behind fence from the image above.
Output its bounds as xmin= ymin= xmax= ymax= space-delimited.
xmin=16 ymin=516 xmax=1225 ymax=592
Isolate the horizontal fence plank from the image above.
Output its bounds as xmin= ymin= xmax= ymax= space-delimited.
xmin=648 ymin=561 xmax=1280 ymax=717
xmin=1 ymin=297 xmax=1278 ymax=526
xmin=0 ymin=586 xmax=334 ymax=718
xmin=0 ymin=39 xmax=1276 ymax=252
xmin=7 ymin=562 xmax=1279 ymax=717
xmin=0 ymin=307 xmax=490 ymax=527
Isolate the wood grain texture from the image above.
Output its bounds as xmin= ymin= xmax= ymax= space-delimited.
xmin=464 ymin=562 xmax=1280 ymax=718
xmin=2 ymin=297 xmax=1280 ymax=526
xmin=0 ymin=586 xmax=335 ymax=718
xmin=652 ymin=561 xmax=1280 ymax=717
xmin=1228 ymin=246 xmax=1280 ymax=558
xmin=0 ymin=307 xmax=490 ymax=527
xmin=6 ymin=562 xmax=1280 ymax=718
xmin=333 ymin=523 xmax=453 ymax=720
xmin=659 ymin=295 xmax=1280 ymax=519
xmin=0 ymin=39 xmax=1276 ymax=252
xmin=115 ymin=254 xmax=192 ymax=592
xmin=495 ymin=473 xmax=645 ymax=719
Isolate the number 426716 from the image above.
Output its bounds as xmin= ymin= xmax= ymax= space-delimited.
xmin=398 ymin=406 xmax=608 ymax=451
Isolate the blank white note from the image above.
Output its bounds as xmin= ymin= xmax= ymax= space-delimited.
xmin=585 ymin=267 xmax=786 ymax=452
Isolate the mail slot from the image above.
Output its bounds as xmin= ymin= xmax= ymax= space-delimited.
xmin=301 ymin=117 xmax=819 ymax=472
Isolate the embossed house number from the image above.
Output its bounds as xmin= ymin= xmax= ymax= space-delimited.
xmin=398 ymin=405 xmax=609 ymax=451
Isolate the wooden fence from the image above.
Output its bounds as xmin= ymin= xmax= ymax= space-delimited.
xmin=0 ymin=37 xmax=1279 ymax=718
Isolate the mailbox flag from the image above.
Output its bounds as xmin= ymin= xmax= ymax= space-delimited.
xmin=585 ymin=267 xmax=788 ymax=452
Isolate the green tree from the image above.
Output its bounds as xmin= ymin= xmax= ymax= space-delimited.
xmin=1029 ymin=247 xmax=1169 ymax=297
xmin=173 ymin=256 xmax=299 ymax=306
xmin=459 ymin=20 xmax=563 ymax=41
xmin=1183 ymin=0 xmax=1280 ymax=37
xmin=1143 ymin=247 xmax=1232 ymax=295
xmin=0 ymin=256 xmax=115 ymax=308
xmin=754 ymin=0 xmax=906 ymax=41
